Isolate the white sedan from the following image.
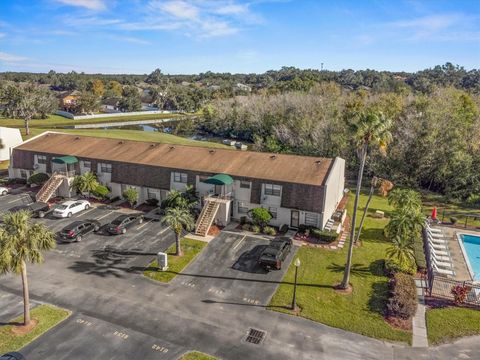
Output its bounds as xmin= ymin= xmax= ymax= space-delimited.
xmin=0 ymin=186 xmax=9 ymax=196
xmin=53 ymin=200 xmax=91 ymax=218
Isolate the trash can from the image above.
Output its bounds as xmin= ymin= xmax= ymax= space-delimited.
xmin=157 ymin=252 xmax=168 ymax=271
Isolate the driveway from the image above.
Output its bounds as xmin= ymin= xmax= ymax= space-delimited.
xmin=169 ymin=232 xmax=297 ymax=306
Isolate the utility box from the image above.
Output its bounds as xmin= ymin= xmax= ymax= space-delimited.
xmin=157 ymin=252 xmax=168 ymax=271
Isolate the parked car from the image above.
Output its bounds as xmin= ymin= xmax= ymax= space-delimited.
xmin=0 ymin=186 xmax=9 ymax=196
xmin=58 ymin=220 xmax=101 ymax=243
xmin=9 ymin=202 xmax=50 ymax=218
xmin=257 ymin=237 xmax=293 ymax=270
xmin=53 ymin=200 xmax=91 ymax=218
xmin=0 ymin=352 xmax=25 ymax=360
xmin=106 ymin=214 xmax=143 ymax=235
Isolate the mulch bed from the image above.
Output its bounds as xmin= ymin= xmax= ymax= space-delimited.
xmin=11 ymin=319 xmax=39 ymax=335
xmin=208 ymin=225 xmax=223 ymax=236
xmin=385 ymin=316 xmax=412 ymax=331
xmin=135 ymin=203 xmax=156 ymax=212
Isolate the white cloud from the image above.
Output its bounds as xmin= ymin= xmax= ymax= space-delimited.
xmin=391 ymin=14 xmax=461 ymax=32
xmin=0 ymin=52 xmax=28 ymax=62
xmin=214 ymin=4 xmax=248 ymax=15
xmin=0 ymin=33 xmax=5 ymax=38
xmin=157 ymin=0 xmax=199 ymax=20
xmin=55 ymin=0 xmax=107 ymax=11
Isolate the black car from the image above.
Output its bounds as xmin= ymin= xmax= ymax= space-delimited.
xmin=258 ymin=237 xmax=293 ymax=270
xmin=58 ymin=220 xmax=101 ymax=243
xmin=0 ymin=352 xmax=25 ymax=360
xmin=106 ymin=214 xmax=143 ymax=235
xmin=8 ymin=202 xmax=50 ymax=218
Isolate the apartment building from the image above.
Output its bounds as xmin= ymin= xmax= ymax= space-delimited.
xmin=9 ymin=132 xmax=345 ymax=233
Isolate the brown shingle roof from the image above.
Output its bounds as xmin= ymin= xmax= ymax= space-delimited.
xmin=16 ymin=132 xmax=334 ymax=186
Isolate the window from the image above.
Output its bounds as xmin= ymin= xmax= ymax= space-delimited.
xmin=269 ymin=207 xmax=277 ymax=219
xmin=20 ymin=170 xmax=28 ymax=179
xmin=305 ymin=212 xmax=319 ymax=227
xmin=238 ymin=202 xmax=249 ymax=214
xmin=36 ymin=155 xmax=47 ymax=164
xmin=173 ymin=172 xmax=187 ymax=183
xmin=240 ymin=181 xmax=251 ymax=189
xmin=264 ymin=184 xmax=281 ymax=196
xmin=83 ymin=161 xmax=91 ymax=169
xmin=100 ymin=163 xmax=112 ymax=173
xmin=147 ymin=188 xmax=160 ymax=200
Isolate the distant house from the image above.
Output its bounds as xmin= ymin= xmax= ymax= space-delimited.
xmin=235 ymin=83 xmax=252 ymax=92
xmin=101 ymin=97 xmax=121 ymax=113
xmin=0 ymin=127 xmax=23 ymax=162
xmin=58 ymin=90 xmax=81 ymax=111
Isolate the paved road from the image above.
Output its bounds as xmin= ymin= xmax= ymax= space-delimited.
xmin=0 ymin=193 xmax=479 ymax=359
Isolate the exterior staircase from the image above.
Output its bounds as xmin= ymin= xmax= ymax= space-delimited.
xmin=195 ymin=199 xmax=220 ymax=236
xmin=36 ymin=172 xmax=65 ymax=203
xmin=324 ymin=218 xmax=335 ymax=231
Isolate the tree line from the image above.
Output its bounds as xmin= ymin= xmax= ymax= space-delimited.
xmin=200 ymin=83 xmax=480 ymax=202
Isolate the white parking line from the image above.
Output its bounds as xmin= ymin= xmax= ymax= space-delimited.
xmin=136 ymin=219 xmax=152 ymax=230
xmin=7 ymin=198 xmax=21 ymax=204
xmin=95 ymin=211 xmax=114 ymax=221
xmin=156 ymin=227 xmax=170 ymax=236
xmin=232 ymin=235 xmax=247 ymax=251
xmin=80 ymin=208 xmax=96 ymax=216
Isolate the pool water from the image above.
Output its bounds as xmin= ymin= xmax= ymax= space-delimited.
xmin=461 ymin=234 xmax=480 ymax=281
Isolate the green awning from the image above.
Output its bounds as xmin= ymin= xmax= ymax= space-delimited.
xmin=202 ymin=173 xmax=233 ymax=185
xmin=52 ymin=156 xmax=78 ymax=165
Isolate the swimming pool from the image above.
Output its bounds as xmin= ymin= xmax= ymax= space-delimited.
xmin=460 ymin=233 xmax=480 ymax=281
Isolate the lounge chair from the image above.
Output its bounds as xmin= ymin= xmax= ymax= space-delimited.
xmin=427 ymin=230 xmax=445 ymax=239
xmin=428 ymin=227 xmax=443 ymax=233
xmin=430 ymin=255 xmax=454 ymax=270
xmin=428 ymin=244 xmax=449 ymax=257
xmin=432 ymin=262 xmax=455 ymax=276
xmin=428 ymin=246 xmax=451 ymax=262
xmin=427 ymin=236 xmax=448 ymax=247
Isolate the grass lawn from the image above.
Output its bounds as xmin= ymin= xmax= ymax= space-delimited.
xmin=0 ymin=112 xmax=185 ymax=128
xmin=180 ymin=351 xmax=218 ymax=360
xmin=21 ymin=128 xmax=229 ymax=148
xmin=0 ymin=304 xmax=70 ymax=354
xmin=426 ymin=307 xmax=480 ymax=345
xmin=268 ymin=192 xmax=411 ymax=343
xmin=144 ymin=238 xmax=207 ymax=283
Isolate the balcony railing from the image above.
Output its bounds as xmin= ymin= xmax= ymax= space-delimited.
xmin=57 ymin=170 xmax=76 ymax=177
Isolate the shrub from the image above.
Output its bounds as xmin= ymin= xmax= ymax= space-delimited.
xmin=451 ymin=284 xmax=470 ymax=305
xmin=251 ymin=225 xmax=261 ymax=233
xmin=298 ymin=224 xmax=308 ymax=233
xmin=310 ymin=228 xmax=337 ymax=243
xmin=145 ymin=198 xmax=159 ymax=207
xmin=263 ymin=226 xmax=276 ymax=236
xmin=122 ymin=187 xmax=139 ymax=207
xmin=385 ymin=258 xmax=416 ymax=275
xmin=249 ymin=208 xmax=272 ymax=228
xmin=27 ymin=172 xmax=49 ymax=185
xmin=386 ymin=273 xmax=417 ymax=319
xmin=242 ymin=223 xmax=251 ymax=231
xmin=450 ymin=217 xmax=458 ymax=224
xmin=280 ymin=224 xmax=289 ymax=234
xmin=91 ymin=184 xmax=110 ymax=199
xmin=413 ymin=237 xmax=427 ymax=270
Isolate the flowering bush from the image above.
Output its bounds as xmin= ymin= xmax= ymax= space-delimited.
xmin=451 ymin=284 xmax=470 ymax=305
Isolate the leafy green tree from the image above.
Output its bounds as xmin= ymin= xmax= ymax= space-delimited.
xmin=249 ymin=207 xmax=273 ymax=228
xmin=0 ymin=210 xmax=56 ymax=326
xmin=161 ymin=187 xmax=198 ymax=212
xmin=388 ymin=188 xmax=422 ymax=212
xmin=162 ymin=207 xmax=195 ymax=256
xmin=71 ymin=172 xmax=100 ymax=198
xmin=118 ymin=86 xmax=141 ymax=112
xmin=75 ymin=91 xmax=100 ymax=114
xmin=122 ymin=187 xmax=139 ymax=208
xmin=340 ymin=110 xmax=393 ymax=290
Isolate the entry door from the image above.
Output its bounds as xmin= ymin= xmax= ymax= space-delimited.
xmin=291 ymin=210 xmax=300 ymax=228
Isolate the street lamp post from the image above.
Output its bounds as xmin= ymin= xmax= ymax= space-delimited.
xmin=291 ymin=258 xmax=301 ymax=311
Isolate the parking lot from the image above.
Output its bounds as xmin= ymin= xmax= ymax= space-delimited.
xmin=170 ymin=231 xmax=297 ymax=306
xmin=0 ymin=192 xmax=175 ymax=275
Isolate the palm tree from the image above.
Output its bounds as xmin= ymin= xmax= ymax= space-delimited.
xmin=339 ymin=111 xmax=393 ymax=290
xmin=71 ymin=172 xmax=99 ymax=198
xmin=162 ymin=207 xmax=195 ymax=256
xmin=385 ymin=208 xmax=424 ymax=244
xmin=0 ymin=210 xmax=56 ymax=326
xmin=388 ymin=188 xmax=422 ymax=212
xmin=386 ymin=237 xmax=415 ymax=269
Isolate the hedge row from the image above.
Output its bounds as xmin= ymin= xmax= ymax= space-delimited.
xmin=413 ymin=235 xmax=427 ymax=270
xmin=386 ymin=272 xmax=417 ymax=319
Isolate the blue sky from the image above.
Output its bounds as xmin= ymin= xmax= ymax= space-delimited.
xmin=0 ymin=0 xmax=478 ymax=74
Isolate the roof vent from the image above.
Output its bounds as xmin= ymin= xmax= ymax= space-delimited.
xmin=169 ymin=146 xmax=175 ymax=150
xmin=118 ymin=141 xmax=124 ymax=144
xmin=209 ymin=149 xmax=216 ymax=154
xmin=150 ymin=144 xmax=156 ymax=148
xmin=75 ymin=136 xmax=80 ymax=140
xmin=315 ymin=160 xmax=322 ymax=164
xmin=270 ymin=155 xmax=277 ymax=159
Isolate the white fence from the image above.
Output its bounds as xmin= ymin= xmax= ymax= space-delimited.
xmin=55 ymin=109 xmax=179 ymax=120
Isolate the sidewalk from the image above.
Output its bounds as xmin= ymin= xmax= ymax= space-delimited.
xmin=412 ymin=278 xmax=429 ymax=347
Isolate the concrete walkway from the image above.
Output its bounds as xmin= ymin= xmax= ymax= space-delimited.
xmin=412 ymin=279 xmax=429 ymax=347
